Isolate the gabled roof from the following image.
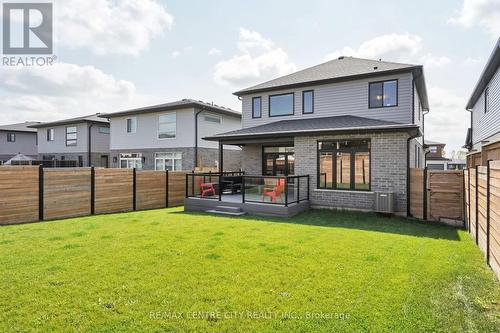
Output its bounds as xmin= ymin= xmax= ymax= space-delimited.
xmin=233 ymin=56 xmax=429 ymax=111
xmin=28 ymin=114 xmax=108 ymax=128
xmin=0 ymin=121 xmax=40 ymax=132
xmin=99 ymin=99 xmax=242 ymax=119
xmin=466 ymin=37 xmax=500 ymax=110
xmin=205 ymin=115 xmax=418 ymax=141
xmin=424 ymin=140 xmax=446 ymax=146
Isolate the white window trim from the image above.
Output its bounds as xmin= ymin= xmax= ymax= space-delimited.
xmin=47 ymin=128 xmax=55 ymax=141
xmin=203 ymin=113 xmax=222 ymax=124
xmin=157 ymin=112 xmax=176 ymax=140
xmin=154 ymin=152 xmax=182 ymax=171
xmin=126 ymin=117 xmax=137 ymax=134
xmin=119 ymin=153 xmax=142 ymax=169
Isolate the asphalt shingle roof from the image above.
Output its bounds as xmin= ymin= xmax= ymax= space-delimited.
xmin=99 ymin=99 xmax=241 ymax=118
xmin=234 ymin=57 xmax=419 ymax=96
xmin=28 ymin=114 xmax=108 ymax=128
xmin=205 ymin=115 xmax=417 ymax=141
xmin=0 ymin=121 xmax=40 ymax=132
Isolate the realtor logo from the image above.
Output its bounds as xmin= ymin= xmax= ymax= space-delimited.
xmin=2 ymin=2 xmax=53 ymax=54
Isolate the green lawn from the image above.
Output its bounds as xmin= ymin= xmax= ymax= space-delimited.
xmin=0 ymin=208 xmax=499 ymax=332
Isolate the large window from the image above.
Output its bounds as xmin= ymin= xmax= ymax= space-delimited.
xmin=158 ymin=113 xmax=176 ymax=139
xmin=318 ymin=140 xmax=370 ymax=191
xmin=120 ymin=153 xmax=142 ymax=169
xmin=7 ymin=133 xmax=15 ymax=142
xmin=126 ymin=117 xmax=136 ymax=133
xmin=269 ymin=93 xmax=294 ymax=117
xmin=262 ymin=146 xmax=294 ymax=176
xmin=99 ymin=126 xmax=110 ymax=134
xmin=302 ymin=90 xmax=314 ymax=114
xmin=47 ymin=128 xmax=54 ymax=141
xmin=369 ymin=80 xmax=398 ymax=108
xmin=155 ymin=152 xmax=182 ymax=171
xmin=204 ymin=114 xmax=221 ymax=124
xmin=66 ymin=126 xmax=77 ymax=146
xmin=252 ymin=97 xmax=261 ymax=118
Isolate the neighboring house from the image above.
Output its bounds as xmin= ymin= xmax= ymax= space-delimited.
xmin=205 ymin=56 xmax=429 ymax=215
xmin=99 ymin=99 xmax=242 ymax=171
xmin=29 ymin=114 xmax=110 ymax=167
xmin=0 ymin=121 xmax=40 ymax=163
xmin=425 ymin=140 xmax=465 ymax=170
xmin=464 ymin=37 xmax=500 ymax=167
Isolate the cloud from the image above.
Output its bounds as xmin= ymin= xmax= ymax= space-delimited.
xmin=0 ymin=63 xmax=144 ymax=124
xmin=171 ymin=51 xmax=181 ymax=59
xmin=208 ymin=48 xmax=222 ymax=56
xmin=324 ymin=33 xmax=423 ymax=62
xmin=56 ymin=0 xmax=174 ymax=56
xmin=448 ymin=0 xmax=500 ymax=38
xmin=420 ymin=54 xmax=451 ymax=68
xmin=214 ymin=28 xmax=296 ymax=87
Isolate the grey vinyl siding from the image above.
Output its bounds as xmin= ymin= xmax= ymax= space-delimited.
xmin=0 ymin=131 xmax=38 ymax=159
xmin=197 ymin=111 xmax=241 ymax=150
xmin=110 ymin=108 xmax=196 ymax=150
xmin=472 ymin=66 xmax=500 ymax=147
xmin=90 ymin=124 xmax=110 ymax=153
xmin=37 ymin=123 xmax=89 ymax=154
xmin=241 ymin=72 xmax=414 ymax=128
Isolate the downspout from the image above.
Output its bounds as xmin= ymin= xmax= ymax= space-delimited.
xmin=422 ymin=109 xmax=429 ymax=166
xmin=194 ymin=108 xmax=204 ymax=168
xmin=88 ymin=122 xmax=94 ymax=167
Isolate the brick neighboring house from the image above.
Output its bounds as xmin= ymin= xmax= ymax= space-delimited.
xmin=99 ymin=99 xmax=242 ymax=171
xmin=465 ymin=37 xmax=500 ymax=166
xmin=205 ymin=57 xmax=429 ymax=215
xmin=0 ymin=121 xmax=40 ymax=163
xmin=29 ymin=114 xmax=110 ymax=167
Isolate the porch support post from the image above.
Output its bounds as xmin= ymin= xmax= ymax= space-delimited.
xmin=219 ymin=143 xmax=223 ymax=202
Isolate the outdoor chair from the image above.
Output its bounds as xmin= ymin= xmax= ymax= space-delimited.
xmin=200 ymin=183 xmax=216 ymax=198
xmin=262 ymin=179 xmax=285 ymax=203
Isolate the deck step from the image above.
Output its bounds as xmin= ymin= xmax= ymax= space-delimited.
xmin=205 ymin=209 xmax=247 ymax=216
xmin=215 ymin=206 xmax=242 ymax=213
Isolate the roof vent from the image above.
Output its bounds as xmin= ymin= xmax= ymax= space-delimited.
xmin=338 ymin=56 xmax=345 ymax=60
xmin=373 ymin=66 xmax=378 ymax=70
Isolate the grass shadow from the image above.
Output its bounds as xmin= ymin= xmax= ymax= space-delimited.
xmin=174 ymin=209 xmax=461 ymax=241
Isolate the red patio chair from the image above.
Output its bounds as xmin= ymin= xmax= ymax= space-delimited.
xmin=262 ymin=179 xmax=285 ymax=203
xmin=200 ymin=183 xmax=216 ymax=197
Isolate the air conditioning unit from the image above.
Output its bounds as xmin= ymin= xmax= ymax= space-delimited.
xmin=375 ymin=192 xmax=394 ymax=214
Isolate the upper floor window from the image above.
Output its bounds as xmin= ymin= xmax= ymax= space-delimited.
xmin=252 ymin=97 xmax=262 ymax=118
xmin=126 ymin=117 xmax=136 ymax=133
xmin=369 ymin=80 xmax=398 ymax=108
xmin=47 ymin=128 xmax=54 ymax=141
xmin=158 ymin=113 xmax=176 ymax=139
xmin=269 ymin=93 xmax=294 ymax=117
xmin=204 ymin=114 xmax=221 ymax=124
xmin=429 ymin=146 xmax=437 ymax=153
xmin=485 ymin=86 xmax=489 ymax=113
xmin=7 ymin=133 xmax=15 ymax=142
xmin=99 ymin=126 xmax=110 ymax=134
xmin=66 ymin=126 xmax=77 ymax=146
xmin=302 ymin=90 xmax=314 ymax=114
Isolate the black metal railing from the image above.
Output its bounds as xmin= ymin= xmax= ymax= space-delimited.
xmin=186 ymin=173 xmax=310 ymax=206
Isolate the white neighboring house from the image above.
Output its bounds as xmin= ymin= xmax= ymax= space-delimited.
xmin=425 ymin=140 xmax=466 ymax=170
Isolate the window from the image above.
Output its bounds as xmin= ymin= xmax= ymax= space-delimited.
xmin=120 ymin=153 xmax=142 ymax=169
xmin=269 ymin=93 xmax=294 ymax=117
xmin=430 ymin=146 xmax=437 ymax=153
xmin=47 ymin=128 xmax=54 ymax=141
xmin=369 ymin=80 xmax=398 ymax=108
xmin=302 ymin=90 xmax=314 ymax=114
xmin=158 ymin=113 xmax=176 ymax=139
xmin=485 ymin=86 xmax=489 ymax=113
xmin=155 ymin=152 xmax=182 ymax=171
xmin=99 ymin=126 xmax=110 ymax=134
xmin=252 ymin=97 xmax=262 ymax=118
xmin=318 ymin=140 xmax=370 ymax=191
xmin=204 ymin=114 xmax=221 ymax=124
xmin=262 ymin=146 xmax=294 ymax=176
xmin=6 ymin=133 xmax=15 ymax=142
xmin=66 ymin=126 xmax=77 ymax=146
xmin=126 ymin=117 xmax=136 ymax=133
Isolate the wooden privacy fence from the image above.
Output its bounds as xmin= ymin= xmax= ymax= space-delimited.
xmin=464 ymin=161 xmax=500 ymax=279
xmin=409 ymin=168 xmax=465 ymax=222
xmin=0 ymin=166 xmax=188 ymax=225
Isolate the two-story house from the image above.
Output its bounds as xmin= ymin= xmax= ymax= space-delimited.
xmin=29 ymin=114 xmax=110 ymax=167
xmin=0 ymin=121 xmax=40 ymax=163
xmin=204 ymin=57 xmax=429 ymax=215
xmin=464 ymin=37 xmax=500 ymax=167
xmin=99 ymin=99 xmax=242 ymax=171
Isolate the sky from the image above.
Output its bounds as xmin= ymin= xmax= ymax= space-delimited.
xmin=1 ymin=0 xmax=499 ymax=157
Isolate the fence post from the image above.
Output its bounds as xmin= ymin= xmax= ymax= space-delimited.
xmin=297 ymin=177 xmax=300 ymax=203
xmin=486 ymin=160 xmax=491 ymax=266
xmin=423 ymin=167 xmax=428 ymax=220
xmin=242 ymin=176 xmax=245 ymax=203
xmin=307 ymin=175 xmax=310 ymax=201
xmin=468 ymin=167 xmax=471 ymax=232
xmin=218 ymin=174 xmax=222 ymax=202
xmin=90 ymin=166 xmax=95 ymax=215
xmin=191 ymin=170 xmax=195 ymax=199
xmin=185 ymin=173 xmax=188 ymax=198
xmin=38 ymin=165 xmax=44 ymax=221
xmin=165 ymin=170 xmax=169 ymax=208
xmin=475 ymin=165 xmax=479 ymax=245
xmin=133 ymin=168 xmax=137 ymax=211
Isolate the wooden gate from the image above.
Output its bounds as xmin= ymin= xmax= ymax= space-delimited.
xmin=427 ymin=170 xmax=464 ymax=221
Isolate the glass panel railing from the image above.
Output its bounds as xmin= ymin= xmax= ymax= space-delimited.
xmin=186 ymin=173 xmax=220 ymax=199
xmin=243 ymin=176 xmax=286 ymax=205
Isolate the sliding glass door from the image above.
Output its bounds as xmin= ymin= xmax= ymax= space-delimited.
xmin=262 ymin=146 xmax=294 ymax=176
